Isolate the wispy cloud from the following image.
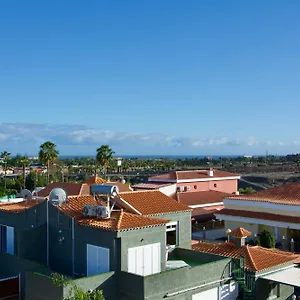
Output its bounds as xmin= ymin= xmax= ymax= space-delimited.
xmin=0 ymin=123 xmax=294 ymax=155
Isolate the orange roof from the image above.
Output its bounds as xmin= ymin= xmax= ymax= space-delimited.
xmin=226 ymin=182 xmax=300 ymax=206
xmin=192 ymin=242 xmax=299 ymax=272
xmin=38 ymin=182 xmax=90 ymax=198
xmin=150 ymin=169 xmax=239 ymax=181
xmin=78 ymin=210 xmax=168 ymax=231
xmin=177 ymin=190 xmax=229 ymax=206
xmin=85 ymin=175 xmax=107 ymax=185
xmin=216 ymin=209 xmax=300 ymax=224
xmin=230 ymin=227 xmax=252 ymax=238
xmin=118 ymin=190 xmax=191 ymax=216
xmin=0 ymin=200 xmax=44 ymax=213
xmin=58 ymin=195 xmax=168 ymax=231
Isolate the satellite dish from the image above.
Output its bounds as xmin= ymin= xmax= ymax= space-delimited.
xmin=49 ymin=188 xmax=67 ymax=206
xmin=20 ymin=189 xmax=33 ymax=200
xmin=121 ymin=179 xmax=126 ymax=184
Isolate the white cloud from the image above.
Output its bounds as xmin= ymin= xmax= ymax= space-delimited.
xmin=0 ymin=122 xmax=297 ymax=155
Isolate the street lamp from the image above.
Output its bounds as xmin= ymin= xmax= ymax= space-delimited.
xmin=226 ymin=228 xmax=232 ymax=242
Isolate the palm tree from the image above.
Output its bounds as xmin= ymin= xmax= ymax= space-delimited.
xmin=1 ymin=151 xmax=11 ymax=189
xmin=20 ymin=155 xmax=29 ymax=189
xmin=96 ymin=145 xmax=115 ymax=178
xmin=38 ymin=141 xmax=59 ymax=184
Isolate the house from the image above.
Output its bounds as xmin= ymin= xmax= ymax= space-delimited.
xmin=37 ymin=182 xmax=91 ymax=198
xmin=133 ymin=169 xmax=240 ymax=231
xmin=215 ymin=181 xmax=300 ymax=251
xmin=85 ymin=174 xmax=133 ymax=192
xmin=193 ymin=227 xmax=300 ymax=300
xmin=0 ymin=185 xmax=243 ymax=300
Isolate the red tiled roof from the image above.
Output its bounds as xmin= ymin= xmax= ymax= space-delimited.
xmin=216 ymin=209 xmax=300 ymax=224
xmin=131 ymin=182 xmax=173 ymax=190
xmin=177 ymin=190 xmax=229 ymax=206
xmin=85 ymin=175 xmax=107 ymax=185
xmin=230 ymin=227 xmax=252 ymax=238
xmin=58 ymin=195 xmax=168 ymax=231
xmin=192 ymin=241 xmax=299 ymax=272
xmin=118 ymin=190 xmax=191 ymax=216
xmin=150 ymin=169 xmax=239 ymax=181
xmin=192 ymin=205 xmax=224 ymax=218
xmin=38 ymin=182 xmax=90 ymax=198
xmin=226 ymin=182 xmax=300 ymax=206
xmin=0 ymin=200 xmax=45 ymax=213
xmin=78 ymin=210 xmax=168 ymax=231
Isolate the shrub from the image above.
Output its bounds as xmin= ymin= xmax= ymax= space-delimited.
xmin=259 ymin=230 xmax=275 ymax=248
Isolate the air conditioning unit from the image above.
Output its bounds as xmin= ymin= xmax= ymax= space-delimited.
xmin=96 ymin=205 xmax=109 ymax=218
xmin=83 ymin=204 xmax=97 ymax=217
xmin=185 ymin=186 xmax=191 ymax=191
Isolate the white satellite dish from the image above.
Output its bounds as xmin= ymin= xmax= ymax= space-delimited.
xmin=49 ymin=188 xmax=67 ymax=206
xmin=20 ymin=189 xmax=33 ymax=200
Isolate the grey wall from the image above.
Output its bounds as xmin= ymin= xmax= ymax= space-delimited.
xmin=255 ymin=278 xmax=294 ymax=300
xmin=119 ymin=257 xmax=231 ymax=300
xmin=17 ymin=225 xmax=47 ymax=265
xmin=75 ymin=224 xmax=117 ymax=276
xmin=152 ymin=211 xmax=192 ymax=249
xmin=117 ymin=225 xmax=167 ymax=272
xmin=0 ymin=253 xmax=50 ymax=299
xmin=24 ymin=271 xmax=116 ymax=300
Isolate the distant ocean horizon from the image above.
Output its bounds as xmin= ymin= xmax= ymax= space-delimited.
xmin=58 ymin=154 xmax=256 ymax=159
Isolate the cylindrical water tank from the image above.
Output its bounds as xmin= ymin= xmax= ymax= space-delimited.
xmin=91 ymin=185 xmax=119 ymax=195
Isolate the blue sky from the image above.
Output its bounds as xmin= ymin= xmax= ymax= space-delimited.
xmin=1 ymin=1 xmax=300 ymax=156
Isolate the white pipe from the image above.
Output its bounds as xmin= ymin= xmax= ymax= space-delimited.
xmin=46 ymin=200 xmax=49 ymax=266
xmin=165 ymin=277 xmax=232 ymax=297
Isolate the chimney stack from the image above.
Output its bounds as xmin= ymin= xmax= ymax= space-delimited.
xmin=208 ymin=168 xmax=214 ymax=177
xmin=229 ymin=227 xmax=252 ymax=248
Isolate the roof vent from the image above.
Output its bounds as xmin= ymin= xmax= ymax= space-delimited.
xmin=207 ymin=168 xmax=214 ymax=177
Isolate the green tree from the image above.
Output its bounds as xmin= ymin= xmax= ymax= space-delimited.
xmin=96 ymin=145 xmax=115 ymax=177
xmin=259 ymin=230 xmax=275 ymax=248
xmin=38 ymin=141 xmax=59 ymax=184
xmin=1 ymin=151 xmax=11 ymax=189
xmin=20 ymin=155 xmax=29 ymax=189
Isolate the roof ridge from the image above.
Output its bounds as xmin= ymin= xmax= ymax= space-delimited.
xmin=116 ymin=210 xmax=124 ymax=230
xmin=245 ymin=245 xmax=258 ymax=271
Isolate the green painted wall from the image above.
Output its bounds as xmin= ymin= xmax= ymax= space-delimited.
xmin=0 ymin=253 xmax=50 ymax=299
xmin=119 ymin=256 xmax=231 ymax=300
xmin=117 ymin=225 xmax=167 ymax=272
xmin=151 ymin=211 xmax=192 ymax=249
xmin=75 ymin=225 xmax=117 ymax=276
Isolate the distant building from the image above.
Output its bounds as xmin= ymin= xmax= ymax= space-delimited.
xmin=133 ymin=169 xmax=240 ymax=224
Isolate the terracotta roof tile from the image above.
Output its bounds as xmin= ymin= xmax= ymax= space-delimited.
xmin=85 ymin=175 xmax=107 ymax=185
xmin=230 ymin=227 xmax=252 ymax=238
xmin=58 ymin=195 xmax=169 ymax=231
xmin=192 ymin=241 xmax=299 ymax=272
xmin=78 ymin=210 xmax=168 ymax=231
xmin=216 ymin=209 xmax=300 ymax=224
xmin=0 ymin=200 xmax=44 ymax=213
xmin=192 ymin=205 xmax=224 ymax=218
xmin=150 ymin=169 xmax=239 ymax=181
xmin=226 ymin=182 xmax=300 ymax=206
xmin=177 ymin=190 xmax=229 ymax=206
xmin=38 ymin=182 xmax=90 ymax=198
xmin=118 ymin=190 xmax=191 ymax=215
xmin=131 ymin=182 xmax=173 ymax=190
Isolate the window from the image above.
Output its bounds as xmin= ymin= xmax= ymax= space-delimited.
xmin=0 ymin=225 xmax=14 ymax=255
xmin=194 ymin=185 xmax=197 ymax=190
xmin=166 ymin=222 xmax=178 ymax=246
xmin=214 ymin=183 xmax=217 ymax=188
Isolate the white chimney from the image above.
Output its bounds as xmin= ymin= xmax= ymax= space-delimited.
xmin=208 ymin=168 xmax=214 ymax=177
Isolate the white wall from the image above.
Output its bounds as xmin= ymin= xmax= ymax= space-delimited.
xmin=159 ymin=184 xmax=176 ymax=196
xmin=192 ymin=282 xmax=238 ymax=300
